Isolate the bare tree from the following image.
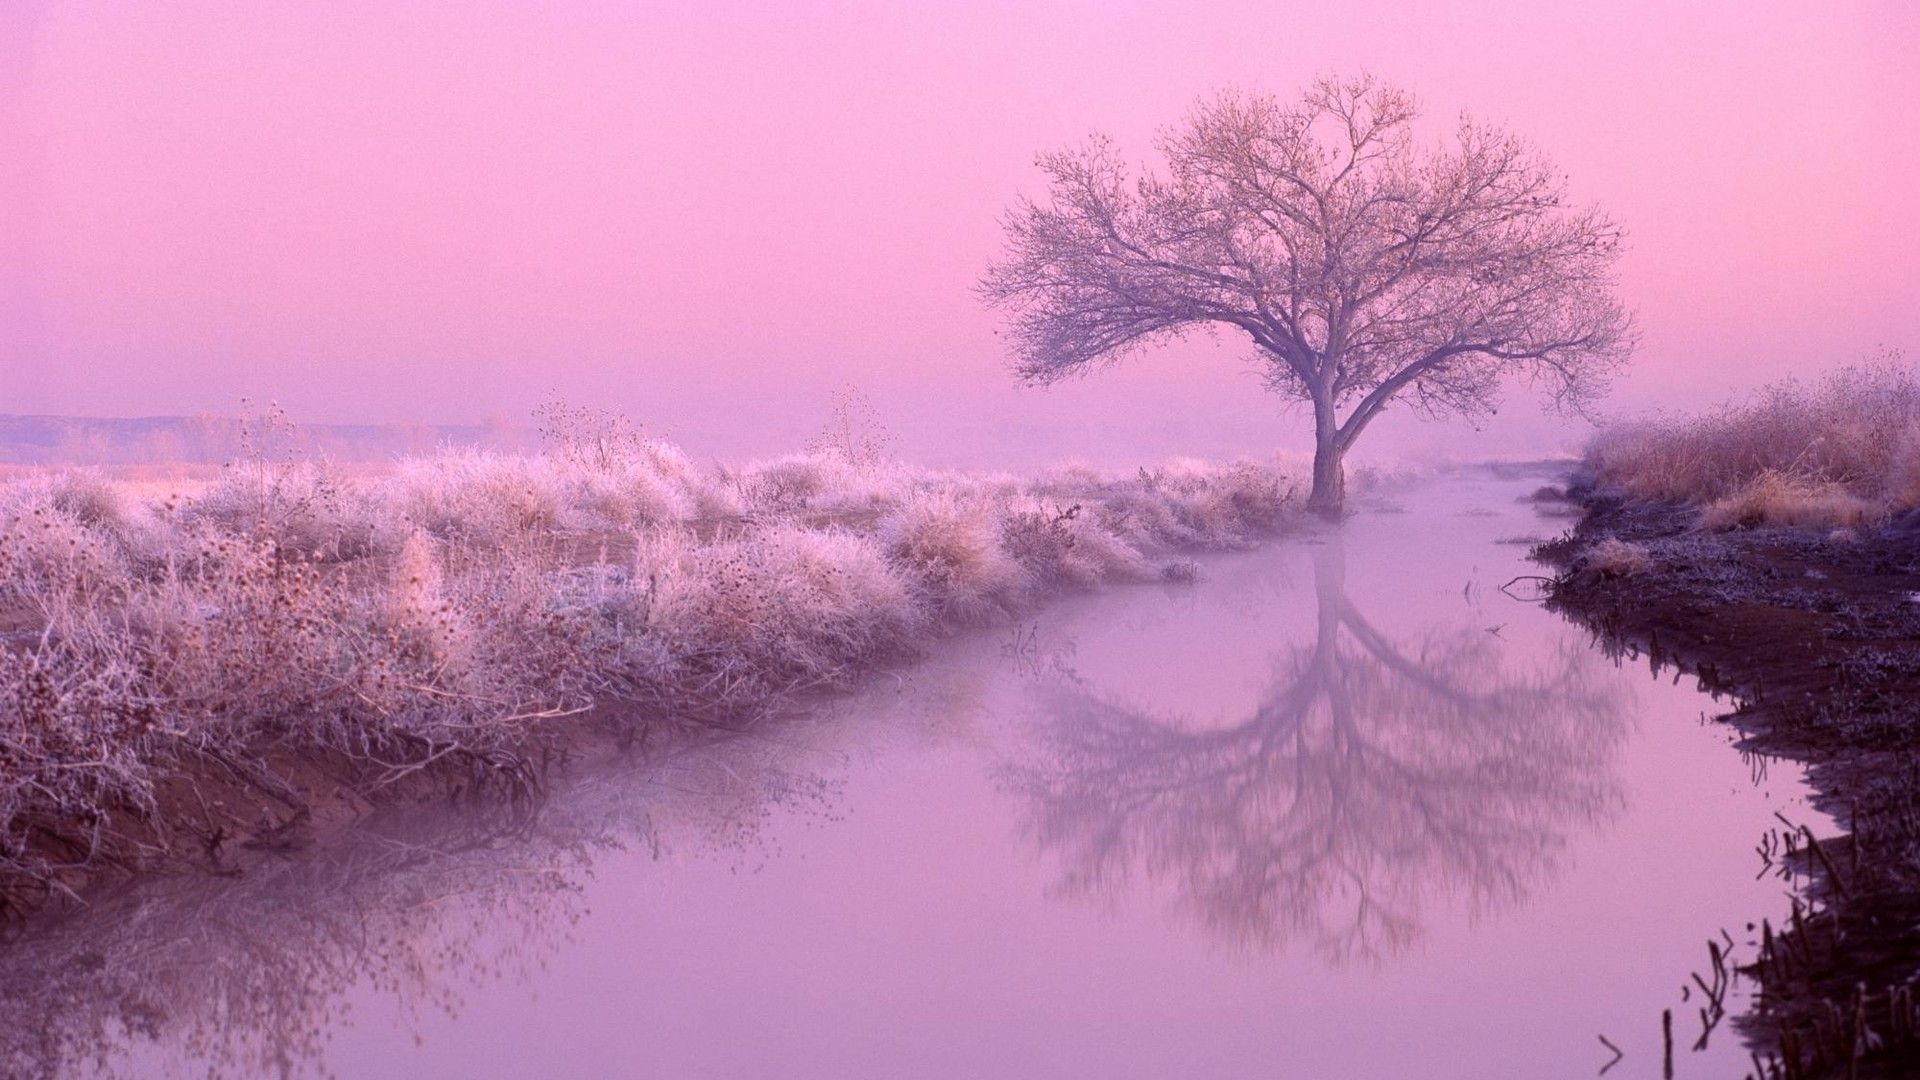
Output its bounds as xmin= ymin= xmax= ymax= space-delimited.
xmin=980 ymin=75 xmax=1633 ymax=513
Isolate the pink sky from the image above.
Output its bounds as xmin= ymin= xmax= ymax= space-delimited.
xmin=3 ymin=1 xmax=1916 ymax=464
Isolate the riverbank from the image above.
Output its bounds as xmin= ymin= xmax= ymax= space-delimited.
xmin=0 ymin=443 xmax=1308 ymax=917
xmin=1540 ymin=483 xmax=1920 ymax=1079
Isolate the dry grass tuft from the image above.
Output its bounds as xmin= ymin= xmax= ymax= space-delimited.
xmin=1696 ymin=471 xmax=1879 ymax=531
xmin=1578 ymin=538 xmax=1654 ymax=578
xmin=1585 ymin=358 xmax=1920 ymax=529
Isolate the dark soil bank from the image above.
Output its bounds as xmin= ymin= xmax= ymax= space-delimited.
xmin=1541 ymin=486 xmax=1920 ymax=1079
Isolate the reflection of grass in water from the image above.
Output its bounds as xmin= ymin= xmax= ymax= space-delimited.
xmin=0 ymin=723 xmax=853 ymax=1080
xmin=1001 ymin=539 xmax=1629 ymax=963
xmin=0 ymin=803 xmax=582 ymax=1080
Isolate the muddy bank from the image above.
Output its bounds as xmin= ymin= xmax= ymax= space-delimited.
xmin=0 ymin=699 xmax=657 ymax=920
xmin=1540 ymin=485 xmax=1920 ymax=1078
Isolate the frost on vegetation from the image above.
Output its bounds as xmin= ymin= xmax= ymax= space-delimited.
xmin=1696 ymin=471 xmax=1878 ymax=532
xmin=1577 ymin=538 xmax=1653 ymax=578
xmin=1585 ymin=356 xmax=1920 ymax=530
xmin=0 ymin=436 xmax=1309 ymax=899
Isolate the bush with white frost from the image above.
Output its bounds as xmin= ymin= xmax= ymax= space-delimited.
xmin=881 ymin=492 xmax=1030 ymax=621
xmin=0 ymin=440 xmax=1309 ymax=904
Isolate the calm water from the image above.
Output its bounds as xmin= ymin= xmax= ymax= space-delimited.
xmin=3 ymin=469 xmax=1826 ymax=1079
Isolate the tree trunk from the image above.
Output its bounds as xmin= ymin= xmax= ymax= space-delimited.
xmin=1308 ymin=409 xmax=1346 ymax=517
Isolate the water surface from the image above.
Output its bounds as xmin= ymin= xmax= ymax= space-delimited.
xmin=3 ymin=468 xmax=1825 ymax=1079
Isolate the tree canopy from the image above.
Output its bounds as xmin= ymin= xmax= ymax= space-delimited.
xmin=981 ymin=75 xmax=1633 ymax=508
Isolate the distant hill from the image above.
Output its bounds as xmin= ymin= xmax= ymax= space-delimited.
xmin=0 ymin=414 xmax=523 ymax=465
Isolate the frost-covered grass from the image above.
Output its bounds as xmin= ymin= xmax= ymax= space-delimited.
xmin=1576 ymin=537 xmax=1654 ymax=578
xmin=0 ymin=441 xmax=1305 ymax=902
xmin=1584 ymin=361 xmax=1920 ymax=530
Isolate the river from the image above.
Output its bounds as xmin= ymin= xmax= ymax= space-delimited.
xmin=0 ymin=466 xmax=1827 ymax=1079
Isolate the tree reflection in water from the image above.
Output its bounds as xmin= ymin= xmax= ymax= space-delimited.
xmin=0 ymin=538 xmax=1634 ymax=1078
xmin=1000 ymin=539 xmax=1629 ymax=963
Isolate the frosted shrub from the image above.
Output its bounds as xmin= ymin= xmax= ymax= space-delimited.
xmin=387 ymin=451 xmax=570 ymax=543
xmin=999 ymin=500 xmax=1085 ymax=585
xmin=881 ymin=492 xmax=1030 ymax=620
xmin=625 ymin=438 xmax=702 ymax=489
xmin=1174 ymin=463 xmax=1294 ymax=545
xmin=1091 ymin=489 xmax=1198 ymax=550
xmin=0 ymin=440 xmax=1309 ymax=903
xmin=1037 ymin=460 xmax=1109 ymax=492
xmin=118 ymin=530 xmax=596 ymax=780
xmin=0 ymin=471 xmax=183 ymax=584
xmin=1214 ymin=461 xmax=1297 ymax=529
xmin=0 ymin=505 xmax=133 ymax=614
xmin=563 ymin=459 xmax=691 ymax=530
xmin=25 ymin=470 xmax=127 ymax=532
xmin=0 ymin=643 xmax=160 ymax=889
xmin=184 ymin=460 xmax=391 ymax=561
xmin=638 ymin=524 xmax=920 ymax=719
xmin=739 ymin=453 xmax=905 ymax=516
xmin=1054 ymin=511 xmax=1155 ymax=584
xmin=738 ymin=455 xmax=839 ymax=512
xmin=383 ymin=529 xmax=470 ymax=671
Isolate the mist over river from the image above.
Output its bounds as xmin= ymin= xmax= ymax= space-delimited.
xmin=1 ymin=467 xmax=1827 ymax=1079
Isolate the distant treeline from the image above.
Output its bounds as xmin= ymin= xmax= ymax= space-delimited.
xmin=0 ymin=413 xmax=527 ymax=465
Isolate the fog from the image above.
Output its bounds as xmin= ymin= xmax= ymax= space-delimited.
xmin=6 ymin=13 xmax=1914 ymax=1073
xmin=4 ymin=1 xmax=1916 ymax=468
